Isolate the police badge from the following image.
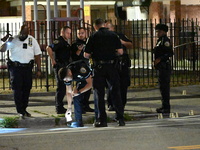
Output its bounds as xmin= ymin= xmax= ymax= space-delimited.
xmin=28 ymin=38 xmax=33 ymax=47
xmin=164 ymin=41 xmax=170 ymax=47
xmin=80 ymin=67 xmax=87 ymax=74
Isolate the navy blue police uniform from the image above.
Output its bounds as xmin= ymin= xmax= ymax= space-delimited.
xmin=71 ymin=39 xmax=93 ymax=113
xmin=64 ymin=60 xmax=92 ymax=127
xmin=154 ymin=24 xmax=173 ymax=113
xmin=85 ymin=27 xmax=125 ymax=127
xmin=49 ymin=36 xmax=71 ymax=113
xmin=107 ymin=33 xmax=131 ymax=109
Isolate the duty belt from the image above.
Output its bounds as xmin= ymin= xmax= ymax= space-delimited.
xmin=93 ymin=60 xmax=115 ymax=65
xmin=10 ymin=60 xmax=34 ymax=67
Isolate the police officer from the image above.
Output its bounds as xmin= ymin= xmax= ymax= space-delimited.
xmin=71 ymin=27 xmax=94 ymax=113
xmin=105 ymin=21 xmax=132 ymax=111
xmin=46 ymin=26 xmax=71 ymax=114
xmin=0 ymin=25 xmax=42 ymax=118
xmin=153 ymin=24 xmax=173 ymax=114
xmin=84 ymin=18 xmax=125 ymax=127
xmin=58 ymin=60 xmax=92 ymax=127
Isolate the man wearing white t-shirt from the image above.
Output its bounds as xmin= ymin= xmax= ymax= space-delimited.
xmin=0 ymin=25 xmax=42 ymax=119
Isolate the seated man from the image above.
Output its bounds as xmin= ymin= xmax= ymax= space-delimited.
xmin=58 ymin=60 xmax=92 ymax=127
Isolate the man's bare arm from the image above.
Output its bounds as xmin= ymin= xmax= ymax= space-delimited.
xmin=46 ymin=46 xmax=56 ymax=67
xmin=84 ymin=52 xmax=91 ymax=59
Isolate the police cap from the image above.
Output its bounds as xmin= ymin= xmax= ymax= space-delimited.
xmin=155 ymin=24 xmax=168 ymax=32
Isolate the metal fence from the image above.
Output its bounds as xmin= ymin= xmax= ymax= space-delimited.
xmin=0 ymin=19 xmax=200 ymax=91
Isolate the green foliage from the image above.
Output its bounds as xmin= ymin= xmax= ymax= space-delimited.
xmin=0 ymin=117 xmax=18 ymax=128
xmin=55 ymin=117 xmax=61 ymax=125
xmin=124 ymin=113 xmax=134 ymax=121
xmin=84 ymin=116 xmax=95 ymax=124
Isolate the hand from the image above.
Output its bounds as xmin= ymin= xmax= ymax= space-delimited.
xmin=120 ymin=39 xmax=125 ymax=45
xmin=77 ymin=44 xmax=84 ymax=51
xmin=154 ymin=58 xmax=161 ymax=66
xmin=72 ymin=88 xmax=80 ymax=97
xmin=36 ymin=70 xmax=42 ymax=78
xmin=51 ymin=59 xmax=57 ymax=67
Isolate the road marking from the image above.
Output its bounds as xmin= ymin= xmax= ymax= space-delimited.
xmin=168 ymin=145 xmax=200 ymax=150
xmin=0 ymin=128 xmax=26 ymax=134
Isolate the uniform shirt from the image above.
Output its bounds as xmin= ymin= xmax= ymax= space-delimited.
xmin=117 ymin=32 xmax=132 ymax=54
xmin=71 ymin=39 xmax=86 ymax=61
xmin=85 ymin=27 xmax=122 ymax=61
xmin=65 ymin=60 xmax=92 ymax=89
xmin=154 ymin=35 xmax=173 ymax=62
xmin=6 ymin=35 xmax=41 ymax=63
xmin=49 ymin=36 xmax=71 ymax=64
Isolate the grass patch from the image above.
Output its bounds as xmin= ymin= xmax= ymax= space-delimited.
xmin=0 ymin=117 xmax=18 ymax=128
xmin=55 ymin=117 xmax=61 ymax=125
xmin=57 ymin=114 xmax=65 ymax=118
xmin=33 ymin=110 xmax=49 ymax=116
xmin=124 ymin=113 xmax=134 ymax=121
xmin=84 ymin=116 xmax=95 ymax=124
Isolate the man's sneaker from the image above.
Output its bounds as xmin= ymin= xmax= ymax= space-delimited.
xmin=56 ymin=107 xmax=67 ymax=114
xmin=93 ymin=121 xmax=108 ymax=127
xmin=67 ymin=122 xmax=84 ymax=128
xmin=24 ymin=111 xmax=31 ymax=117
xmin=18 ymin=113 xmax=25 ymax=119
xmin=156 ymin=107 xmax=170 ymax=114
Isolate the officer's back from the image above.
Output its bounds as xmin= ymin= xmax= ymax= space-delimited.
xmin=84 ymin=18 xmax=125 ymax=127
xmin=86 ymin=21 xmax=122 ymax=61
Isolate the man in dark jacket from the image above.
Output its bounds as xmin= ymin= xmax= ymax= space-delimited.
xmin=46 ymin=26 xmax=71 ymax=114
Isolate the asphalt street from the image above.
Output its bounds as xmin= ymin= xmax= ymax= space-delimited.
xmin=0 ymin=85 xmax=200 ymax=150
xmin=0 ymin=115 xmax=200 ymax=150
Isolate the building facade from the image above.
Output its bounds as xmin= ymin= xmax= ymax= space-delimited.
xmin=0 ymin=0 xmax=200 ymax=22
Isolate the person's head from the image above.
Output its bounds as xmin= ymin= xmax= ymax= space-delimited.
xmin=155 ymin=24 xmax=168 ymax=38
xmin=77 ymin=27 xmax=87 ymax=41
xmin=93 ymin=18 xmax=105 ymax=31
xmin=105 ymin=21 xmax=115 ymax=31
xmin=58 ymin=67 xmax=73 ymax=85
xmin=60 ymin=26 xmax=71 ymax=40
xmin=19 ymin=25 xmax=29 ymax=41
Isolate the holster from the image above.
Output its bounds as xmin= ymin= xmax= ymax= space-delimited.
xmin=155 ymin=60 xmax=171 ymax=70
xmin=7 ymin=60 xmax=34 ymax=68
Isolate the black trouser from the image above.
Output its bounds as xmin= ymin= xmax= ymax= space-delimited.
xmin=158 ymin=68 xmax=171 ymax=109
xmin=54 ymin=66 xmax=66 ymax=110
xmin=93 ymin=64 xmax=124 ymax=123
xmin=9 ymin=65 xmax=33 ymax=114
xmin=107 ymin=64 xmax=130 ymax=107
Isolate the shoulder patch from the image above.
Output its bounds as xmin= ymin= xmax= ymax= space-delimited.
xmin=53 ymin=40 xmax=59 ymax=44
xmin=164 ymin=41 xmax=170 ymax=47
xmin=80 ymin=67 xmax=87 ymax=74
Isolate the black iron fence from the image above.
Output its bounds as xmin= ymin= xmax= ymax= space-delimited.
xmin=0 ymin=19 xmax=200 ymax=91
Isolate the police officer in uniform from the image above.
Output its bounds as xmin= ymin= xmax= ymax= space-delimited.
xmin=153 ymin=24 xmax=173 ymax=113
xmin=105 ymin=22 xmax=132 ymax=111
xmin=0 ymin=25 xmax=42 ymax=118
xmin=84 ymin=18 xmax=125 ymax=127
xmin=71 ymin=27 xmax=94 ymax=113
xmin=46 ymin=26 xmax=71 ymax=114
xmin=58 ymin=60 xmax=92 ymax=127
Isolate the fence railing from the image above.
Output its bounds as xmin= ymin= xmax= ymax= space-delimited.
xmin=0 ymin=19 xmax=200 ymax=91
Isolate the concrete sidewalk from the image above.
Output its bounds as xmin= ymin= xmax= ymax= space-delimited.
xmin=0 ymin=85 xmax=200 ymax=128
